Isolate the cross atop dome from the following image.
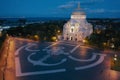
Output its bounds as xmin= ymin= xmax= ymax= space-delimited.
xmin=72 ymin=1 xmax=85 ymax=16
xmin=75 ymin=2 xmax=83 ymax=12
xmin=77 ymin=2 xmax=80 ymax=10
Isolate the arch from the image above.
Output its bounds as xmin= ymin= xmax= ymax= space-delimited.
xmin=75 ymin=38 xmax=77 ymax=41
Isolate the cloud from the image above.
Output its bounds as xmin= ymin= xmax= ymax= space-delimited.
xmin=58 ymin=3 xmax=74 ymax=9
xmin=68 ymin=0 xmax=104 ymax=4
xmin=58 ymin=1 xmax=76 ymax=9
xmin=88 ymin=9 xmax=105 ymax=13
xmin=87 ymin=9 xmax=120 ymax=13
xmin=80 ymin=0 xmax=104 ymax=6
xmin=58 ymin=0 xmax=104 ymax=10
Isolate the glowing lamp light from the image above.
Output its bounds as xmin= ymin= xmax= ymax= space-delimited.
xmin=103 ymin=42 xmax=107 ymax=46
xmin=83 ymin=39 xmax=87 ymax=43
xmin=114 ymin=54 xmax=117 ymax=57
xmin=6 ymin=34 xmax=8 ymax=36
xmin=83 ymin=40 xmax=86 ymax=43
xmin=111 ymin=44 xmax=115 ymax=48
xmin=34 ymin=35 xmax=39 ymax=38
xmin=57 ymin=30 xmax=60 ymax=33
xmin=114 ymin=57 xmax=117 ymax=61
xmin=52 ymin=36 xmax=57 ymax=41
xmin=34 ymin=35 xmax=39 ymax=40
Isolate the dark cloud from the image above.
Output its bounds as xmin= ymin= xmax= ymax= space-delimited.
xmin=57 ymin=1 xmax=79 ymax=9
xmin=58 ymin=4 xmax=74 ymax=9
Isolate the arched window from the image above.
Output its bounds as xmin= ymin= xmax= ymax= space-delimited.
xmin=70 ymin=37 xmax=73 ymax=40
xmin=71 ymin=28 xmax=74 ymax=32
xmin=70 ymin=27 xmax=74 ymax=33
xmin=75 ymin=38 xmax=77 ymax=41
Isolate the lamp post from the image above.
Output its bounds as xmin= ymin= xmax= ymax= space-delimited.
xmin=113 ymin=54 xmax=117 ymax=64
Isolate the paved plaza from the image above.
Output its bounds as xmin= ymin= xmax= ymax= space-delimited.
xmin=2 ymin=38 xmax=120 ymax=80
xmin=11 ymin=39 xmax=120 ymax=80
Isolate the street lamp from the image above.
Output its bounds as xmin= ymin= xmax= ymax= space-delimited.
xmin=114 ymin=54 xmax=117 ymax=57
xmin=111 ymin=43 xmax=115 ymax=49
xmin=113 ymin=54 xmax=118 ymax=65
xmin=114 ymin=57 xmax=117 ymax=61
xmin=57 ymin=30 xmax=60 ymax=33
xmin=51 ymin=36 xmax=57 ymax=42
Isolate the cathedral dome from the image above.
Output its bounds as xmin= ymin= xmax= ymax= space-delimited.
xmin=71 ymin=2 xmax=86 ymax=19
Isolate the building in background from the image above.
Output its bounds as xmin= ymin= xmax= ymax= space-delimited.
xmin=63 ymin=2 xmax=93 ymax=42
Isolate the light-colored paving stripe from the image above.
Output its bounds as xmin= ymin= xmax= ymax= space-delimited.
xmin=75 ymin=54 xmax=106 ymax=70
xmin=15 ymin=43 xmax=39 ymax=55
xmin=15 ymin=57 xmax=66 ymax=77
xmin=15 ymin=44 xmax=29 ymax=55
xmin=25 ymin=43 xmax=40 ymax=51
xmin=45 ymin=42 xmax=57 ymax=49
xmin=80 ymin=46 xmax=93 ymax=49
xmin=42 ymin=42 xmax=58 ymax=51
xmin=37 ymin=58 xmax=67 ymax=66
xmin=27 ymin=52 xmax=67 ymax=66
xmin=16 ymin=68 xmax=66 ymax=77
xmin=68 ymin=53 xmax=97 ymax=62
xmin=15 ymin=41 xmax=107 ymax=77
xmin=15 ymin=57 xmax=22 ymax=76
xmin=61 ymin=43 xmax=76 ymax=46
xmin=27 ymin=53 xmax=50 ymax=65
xmin=70 ymin=45 xmax=80 ymax=53
xmin=15 ymin=43 xmax=66 ymax=77
xmin=40 ymin=54 xmax=50 ymax=62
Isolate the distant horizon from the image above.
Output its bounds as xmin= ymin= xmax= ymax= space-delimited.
xmin=0 ymin=17 xmax=120 ymax=19
xmin=0 ymin=0 xmax=120 ymax=18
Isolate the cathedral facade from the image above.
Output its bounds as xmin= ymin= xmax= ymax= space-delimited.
xmin=63 ymin=3 xmax=93 ymax=42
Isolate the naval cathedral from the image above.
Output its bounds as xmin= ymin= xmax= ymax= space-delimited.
xmin=62 ymin=3 xmax=93 ymax=42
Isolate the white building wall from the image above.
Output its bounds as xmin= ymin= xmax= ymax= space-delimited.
xmin=63 ymin=13 xmax=93 ymax=42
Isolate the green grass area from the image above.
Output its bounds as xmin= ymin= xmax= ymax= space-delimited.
xmin=111 ymin=56 xmax=120 ymax=71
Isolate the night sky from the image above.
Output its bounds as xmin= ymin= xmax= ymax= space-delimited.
xmin=0 ymin=0 xmax=120 ymax=18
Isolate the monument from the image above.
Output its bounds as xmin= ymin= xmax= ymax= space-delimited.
xmin=63 ymin=2 xmax=93 ymax=42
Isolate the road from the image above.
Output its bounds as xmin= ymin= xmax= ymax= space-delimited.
xmin=3 ymin=37 xmax=120 ymax=80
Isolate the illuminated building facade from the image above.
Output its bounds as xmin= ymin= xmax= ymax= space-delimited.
xmin=63 ymin=3 xmax=93 ymax=42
